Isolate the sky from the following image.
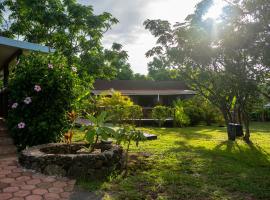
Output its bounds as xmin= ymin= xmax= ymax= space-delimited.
xmin=78 ymin=0 xmax=225 ymax=74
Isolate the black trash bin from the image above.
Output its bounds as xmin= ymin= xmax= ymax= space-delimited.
xmin=235 ymin=124 xmax=244 ymax=137
xmin=227 ymin=123 xmax=236 ymax=141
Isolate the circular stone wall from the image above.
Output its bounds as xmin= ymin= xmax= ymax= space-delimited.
xmin=19 ymin=143 xmax=124 ymax=179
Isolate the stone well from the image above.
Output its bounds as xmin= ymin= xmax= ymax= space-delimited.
xmin=19 ymin=143 xmax=124 ymax=179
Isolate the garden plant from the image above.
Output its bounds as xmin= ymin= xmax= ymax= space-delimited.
xmin=7 ymin=52 xmax=78 ymax=150
xmin=82 ymin=111 xmax=115 ymax=152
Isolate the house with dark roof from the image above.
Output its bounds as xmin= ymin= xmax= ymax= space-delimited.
xmin=92 ymin=80 xmax=195 ymax=108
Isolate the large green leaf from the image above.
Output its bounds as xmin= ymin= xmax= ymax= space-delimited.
xmin=86 ymin=114 xmax=97 ymax=125
xmin=97 ymin=111 xmax=107 ymax=125
xmin=85 ymin=130 xmax=95 ymax=144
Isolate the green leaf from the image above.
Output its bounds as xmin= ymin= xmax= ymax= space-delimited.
xmin=85 ymin=130 xmax=95 ymax=144
xmin=86 ymin=115 xmax=97 ymax=125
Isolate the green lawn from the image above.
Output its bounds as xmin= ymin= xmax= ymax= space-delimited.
xmin=74 ymin=122 xmax=270 ymax=200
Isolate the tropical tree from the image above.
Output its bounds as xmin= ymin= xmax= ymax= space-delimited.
xmin=144 ymin=0 xmax=269 ymax=141
xmin=104 ymin=43 xmax=134 ymax=80
xmin=147 ymin=57 xmax=173 ymax=80
xmin=133 ymin=73 xmax=149 ymax=80
xmin=0 ymin=0 xmax=120 ymax=80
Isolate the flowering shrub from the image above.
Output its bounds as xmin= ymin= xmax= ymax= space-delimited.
xmin=7 ymin=52 xmax=77 ymax=150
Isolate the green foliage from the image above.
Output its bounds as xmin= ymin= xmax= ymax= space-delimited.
xmin=173 ymin=100 xmax=190 ymax=127
xmin=183 ymin=98 xmax=204 ymax=126
xmin=144 ymin=0 xmax=269 ymax=140
xmin=127 ymin=105 xmax=143 ymax=122
xmin=251 ymin=109 xmax=270 ymax=122
xmin=1 ymin=0 xmax=136 ymax=80
xmin=182 ymin=96 xmax=224 ymax=126
xmin=82 ymin=111 xmax=115 ymax=152
xmin=97 ymin=91 xmax=143 ymax=125
xmin=114 ymin=125 xmax=146 ymax=147
xmin=7 ymin=52 xmax=77 ymax=150
xmin=104 ymin=43 xmax=134 ymax=80
xmin=98 ymin=91 xmax=134 ymax=107
xmin=133 ymin=73 xmax=150 ymax=80
xmin=152 ymin=106 xmax=172 ymax=127
xmin=114 ymin=125 xmax=146 ymax=170
xmin=74 ymin=123 xmax=270 ymax=199
xmin=147 ymin=57 xmax=172 ymax=80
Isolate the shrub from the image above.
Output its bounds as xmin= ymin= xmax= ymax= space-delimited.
xmin=152 ymin=105 xmax=172 ymax=127
xmin=127 ymin=105 xmax=143 ymax=122
xmin=97 ymin=90 xmax=133 ymax=107
xmin=8 ymin=52 xmax=77 ymax=150
xmin=97 ymin=91 xmax=142 ymax=125
xmin=182 ymin=98 xmax=203 ymax=125
xmin=173 ymin=100 xmax=190 ymax=127
xmin=183 ymin=96 xmax=224 ymax=126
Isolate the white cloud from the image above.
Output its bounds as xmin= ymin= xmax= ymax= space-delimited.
xmin=79 ymin=0 xmax=201 ymax=74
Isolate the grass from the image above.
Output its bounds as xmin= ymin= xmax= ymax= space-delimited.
xmin=73 ymin=122 xmax=270 ymax=200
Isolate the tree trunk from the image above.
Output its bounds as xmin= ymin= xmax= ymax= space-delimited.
xmin=243 ymin=113 xmax=251 ymax=143
xmin=220 ymin=107 xmax=232 ymax=135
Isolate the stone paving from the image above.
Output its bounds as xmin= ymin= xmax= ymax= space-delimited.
xmin=0 ymin=156 xmax=76 ymax=200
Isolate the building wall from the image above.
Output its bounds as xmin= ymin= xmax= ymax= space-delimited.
xmin=129 ymin=95 xmax=186 ymax=108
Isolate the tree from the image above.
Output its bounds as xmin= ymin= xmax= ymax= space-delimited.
xmin=104 ymin=43 xmax=134 ymax=80
xmin=0 ymin=0 xmax=118 ymax=80
xmin=144 ymin=0 xmax=268 ymax=141
xmin=147 ymin=57 xmax=173 ymax=80
xmin=133 ymin=73 xmax=149 ymax=80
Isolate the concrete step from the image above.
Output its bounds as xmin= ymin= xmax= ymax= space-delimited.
xmin=0 ymin=137 xmax=13 ymax=145
xmin=0 ymin=145 xmax=17 ymax=155
xmin=0 ymin=132 xmax=10 ymax=138
xmin=0 ymin=122 xmax=6 ymax=127
xmin=0 ymin=127 xmax=8 ymax=131
xmin=0 ymin=153 xmax=17 ymax=160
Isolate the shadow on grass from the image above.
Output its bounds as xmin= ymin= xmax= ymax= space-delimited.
xmin=249 ymin=122 xmax=270 ymax=133
xmin=147 ymin=126 xmax=224 ymax=140
xmin=160 ymin=139 xmax=270 ymax=199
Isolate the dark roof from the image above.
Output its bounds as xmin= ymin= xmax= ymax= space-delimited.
xmin=94 ymin=80 xmax=188 ymax=90
xmin=92 ymin=80 xmax=195 ymax=95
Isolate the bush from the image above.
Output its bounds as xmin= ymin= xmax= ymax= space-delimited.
xmin=97 ymin=90 xmax=133 ymax=107
xmin=97 ymin=91 xmax=143 ymax=125
xmin=183 ymin=97 xmax=203 ymax=125
xmin=182 ymin=96 xmax=224 ymax=126
xmin=8 ymin=52 xmax=77 ymax=150
xmin=127 ymin=105 xmax=143 ymax=122
xmin=152 ymin=106 xmax=172 ymax=127
xmin=173 ymin=100 xmax=190 ymax=127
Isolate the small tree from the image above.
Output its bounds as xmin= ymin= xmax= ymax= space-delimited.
xmin=152 ymin=106 xmax=172 ymax=127
xmin=127 ymin=105 xmax=143 ymax=124
xmin=114 ymin=125 xmax=146 ymax=174
xmin=82 ymin=111 xmax=115 ymax=152
xmin=97 ymin=90 xmax=134 ymax=124
xmin=173 ymin=100 xmax=190 ymax=127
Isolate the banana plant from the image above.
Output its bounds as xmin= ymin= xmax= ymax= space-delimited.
xmin=82 ymin=111 xmax=115 ymax=152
